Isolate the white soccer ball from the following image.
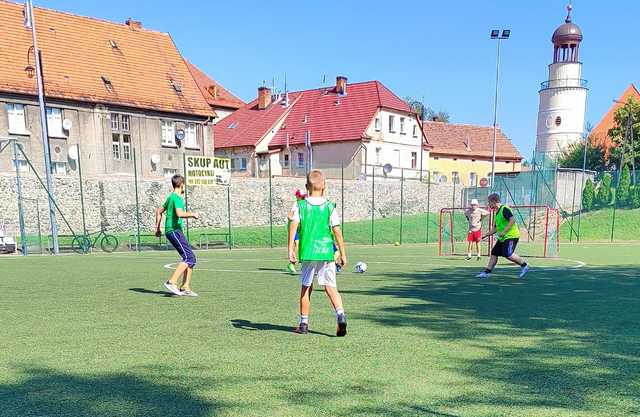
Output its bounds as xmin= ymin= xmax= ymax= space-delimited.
xmin=355 ymin=261 xmax=367 ymax=273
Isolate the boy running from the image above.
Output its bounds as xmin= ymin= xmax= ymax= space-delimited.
xmin=465 ymin=198 xmax=489 ymax=260
xmin=288 ymin=170 xmax=348 ymax=336
xmin=155 ymin=174 xmax=199 ymax=296
xmin=476 ymin=193 xmax=529 ymax=279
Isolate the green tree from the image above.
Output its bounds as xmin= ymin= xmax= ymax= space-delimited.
xmin=631 ymin=185 xmax=640 ymax=209
xmin=581 ymin=178 xmax=595 ymax=211
xmin=596 ymin=173 xmax=613 ymax=207
xmin=405 ymin=97 xmax=450 ymax=123
xmin=608 ymin=96 xmax=640 ymax=174
xmin=558 ymin=140 xmax=607 ymax=171
xmin=616 ymin=164 xmax=632 ymax=206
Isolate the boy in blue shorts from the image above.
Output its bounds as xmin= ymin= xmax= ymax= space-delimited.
xmin=155 ymin=174 xmax=200 ymax=296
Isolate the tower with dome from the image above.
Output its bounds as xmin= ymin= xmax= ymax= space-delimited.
xmin=535 ymin=2 xmax=588 ymax=155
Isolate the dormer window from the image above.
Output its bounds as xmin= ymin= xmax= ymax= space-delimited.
xmin=171 ymin=82 xmax=182 ymax=93
xmin=109 ymin=40 xmax=118 ymax=49
xmin=227 ymin=121 xmax=239 ymax=129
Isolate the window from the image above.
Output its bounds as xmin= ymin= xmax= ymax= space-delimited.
xmin=121 ymin=114 xmax=130 ymax=131
xmin=111 ymin=113 xmax=119 ymax=131
xmin=374 ymin=117 xmax=381 ymax=131
xmin=51 ymin=162 xmax=66 ymax=175
xmin=112 ymin=134 xmax=120 ymax=160
xmin=7 ymin=103 xmax=27 ymax=134
xmin=433 ymin=156 xmax=439 ymax=160
xmin=283 ymin=154 xmax=290 ymax=168
xmin=469 ymin=172 xmax=478 ymax=186
xmin=451 ymin=171 xmax=460 ymax=184
xmin=411 ymin=152 xmax=417 ymax=169
xmin=388 ymin=115 xmax=396 ymax=132
xmin=12 ymin=159 xmax=28 ymax=172
xmin=375 ymin=148 xmax=381 ymax=165
xmin=239 ymin=158 xmax=247 ymax=171
xmin=394 ymin=149 xmax=401 ymax=166
xmin=555 ymin=116 xmax=562 ymax=126
xmin=46 ymin=107 xmax=64 ymax=137
xmin=163 ymin=168 xmax=177 ymax=179
xmin=230 ymin=158 xmax=247 ymax=172
xmin=413 ymin=125 xmax=418 ymax=138
xmin=400 ymin=117 xmax=406 ymax=134
xmin=122 ymin=135 xmax=131 ymax=160
xmin=185 ymin=122 xmax=198 ymax=149
xmin=297 ymin=152 xmax=305 ymax=168
xmin=227 ymin=121 xmax=239 ymax=129
xmin=161 ymin=120 xmax=176 ymax=146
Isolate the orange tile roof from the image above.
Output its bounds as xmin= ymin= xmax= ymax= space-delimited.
xmin=186 ymin=61 xmax=244 ymax=110
xmin=590 ymin=84 xmax=640 ymax=160
xmin=423 ymin=121 xmax=522 ymax=160
xmin=0 ymin=0 xmax=214 ymax=117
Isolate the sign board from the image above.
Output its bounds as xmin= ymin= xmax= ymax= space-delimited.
xmin=479 ymin=177 xmax=489 ymax=188
xmin=185 ymin=156 xmax=231 ymax=186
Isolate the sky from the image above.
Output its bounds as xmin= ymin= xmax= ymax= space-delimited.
xmin=35 ymin=0 xmax=640 ymax=159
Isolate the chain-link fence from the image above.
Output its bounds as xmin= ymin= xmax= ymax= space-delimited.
xmin=2 ymin=139 xmax=639 ymax=256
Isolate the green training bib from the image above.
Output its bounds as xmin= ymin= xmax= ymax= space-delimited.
xmin=297 ymin=199 xmax=336 ymax=262
xmin=495 ymin=205 xmax=520 ymax=242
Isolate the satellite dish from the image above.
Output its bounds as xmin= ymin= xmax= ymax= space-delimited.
xmin=175 ymin=129 xmax=186 ymax=142
xmin=383 ymin=163 xmax=393 ymax=175
xmin=67 ymin=145 xmax=79 ymax=161
xmin=151 ymin=154 xmax=161 ymax=165
xmin=62 ymin=118 xmax=73 ymax=131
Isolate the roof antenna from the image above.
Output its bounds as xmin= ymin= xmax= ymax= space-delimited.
xmin=322 ymin=74 xmax=326 ymax=85
xmin=283 ymin=73 xmax=290 ymax=107
xmin=565 ymin=0 xmax=573 ymax=23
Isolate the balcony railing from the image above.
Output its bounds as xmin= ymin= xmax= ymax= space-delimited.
xmin=540 ymin=78 xmax=588 ymax=90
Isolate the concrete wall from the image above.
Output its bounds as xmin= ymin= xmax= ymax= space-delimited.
xmin=0 ymin=173 xmax=462 ymax=239
xmin=0 ymin=94 xmax=213 ymax=180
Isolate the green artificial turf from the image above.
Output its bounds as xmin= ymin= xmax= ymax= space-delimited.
xmin=1 ymin=243 xmax=639 ymax=417
xmin=561 ymin=208 xmax=640 ymax=242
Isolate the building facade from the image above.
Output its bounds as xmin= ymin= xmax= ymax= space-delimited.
xmin=535 ymin=3 xmax=588 ymax=155
xmin=0 ymin=1 xmax=242 ymax=181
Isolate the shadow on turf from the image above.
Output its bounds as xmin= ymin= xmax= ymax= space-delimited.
xmin=128 ymin=287 xmax=175 ymax=297
xmin=0 ymin=367 xmax=220 ymax=417
xmin=343 ymin=264 xmax=640 ymax=415
xmin=230 ymin=319 xmax=335 ymax=337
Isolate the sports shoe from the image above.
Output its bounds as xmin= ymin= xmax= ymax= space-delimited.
xmin=180 ymin=289 xmax=199 ymax=297
xmin=519 ymin=264 xmax=530 ymax=278
xmin=163 ymin=281 xmax=182 ymax=295
xmin=465 ymin=255 xmax=472 ymax=260
xmin=336 ymin=264 xmax=342 ymax=273
xmin=336 ymin=313 xmax=347 ymax=337
xmin=476 ymin=255 xmax=482 ymax=261
xmin=294 ymin=323 xmax=309 ymax=334
xmin=476 ymin=271 xmax=491 ymax=279
xmin=287 ymin=263 xmax=297 ymax=274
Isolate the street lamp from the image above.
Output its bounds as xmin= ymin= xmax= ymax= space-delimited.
xmin=490 ymin=29 xmax=510 ymax=189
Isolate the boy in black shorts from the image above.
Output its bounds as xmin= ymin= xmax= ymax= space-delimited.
xmin=476 ymin=193 xmax=529 ymax=279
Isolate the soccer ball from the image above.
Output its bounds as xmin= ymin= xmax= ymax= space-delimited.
xmin=355 ymin=262 xmax=367 ymax=273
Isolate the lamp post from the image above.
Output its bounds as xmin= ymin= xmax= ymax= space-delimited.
xmin=490 ymin=29 xmax=510 ymax=189
xmin=24 ymin=0 xmax=59 ymax=254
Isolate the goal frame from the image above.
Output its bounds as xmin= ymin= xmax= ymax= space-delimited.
xmin=438 ymin=205 xmax=560 ymax=258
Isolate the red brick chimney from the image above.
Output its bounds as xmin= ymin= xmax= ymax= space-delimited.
xmin=125 ymin=18 xmax=142 ymax=30
xmin=336 ymin=76 xmax=347 ymax=95
xmin=257 ymin=86 xmax=271 ymax=110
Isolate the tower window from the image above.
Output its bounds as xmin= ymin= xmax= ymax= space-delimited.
xmin=555 ymin=116 xmax=562 ymax=127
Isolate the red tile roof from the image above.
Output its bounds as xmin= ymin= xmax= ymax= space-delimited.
xmin=423 ymin=121 xmax=522 ymax=160
xmin=590 ymin=83 xmax=639 ymax=160
xmin=186 ymin=61 xmax=244 ymax=110
xmin=0 ymin=0 xmax=214 ymax=117
xmin=214 ymin=80 xmax=412 ymax=149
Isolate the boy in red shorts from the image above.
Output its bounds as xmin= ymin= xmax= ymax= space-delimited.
xmin=465 ymin=198 xmax=489 ymax=260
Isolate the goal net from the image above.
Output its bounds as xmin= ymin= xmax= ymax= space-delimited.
xmin=438 ymin=205 xmax=560 ymax=258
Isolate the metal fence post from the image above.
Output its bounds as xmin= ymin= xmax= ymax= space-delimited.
xmin=12 ymin=141 xmax=27 ymax=255
xmin=399 ymin=168 xmax=404 ymax=245
xmin=182 ymin=153 xmax=190 ymax=242
xmin=426 ymin=170 xmax=431 ymax=244
xmin=341 ymin=163 xmax=345 ymax=240
xmin=133 ymin=147 xmax=141 ymax=251
xmin=77 ymin=144 xmax=87 ymax=236
xmin=268 ymin=158 xmax=273 ymax=248
xmin=569 ymin=170 xmax=578 ymax=242
xmin=371 ymin=165 xmax=375 ymax=246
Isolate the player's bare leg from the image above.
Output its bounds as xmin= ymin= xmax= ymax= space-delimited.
xmin=325 ymin=286 xmax=347 ymax=336
xmin=477 ymin=255 xmax=498 ymax=279
xmin=475 ymin=242 xmax=482 ymax=260
xmin=180 ymin=267 xmax=193 ymax=290
xmin=466 ymin=241 xmax=472 ymax=260
xmin=295 ymin=286 xmax=312 ymax=334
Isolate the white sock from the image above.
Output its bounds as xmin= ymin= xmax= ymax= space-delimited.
xmin=335 ymin=307 xmax=345 ymax=318
xmin=299 ymin=315 xmax=309 ymax=324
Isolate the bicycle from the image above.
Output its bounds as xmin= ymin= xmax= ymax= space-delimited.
xmin=72 ymin=227 xmax=119 ymax=254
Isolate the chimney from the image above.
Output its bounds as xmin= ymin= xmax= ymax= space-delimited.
xmin=125 ymin=18 xmax=142 ymax=30
xmin=257 ymin=86 xmax=272 ymax=110
xmin=336 ymin=76 xmax=347 ymax=95
xmin=431 ymin=116 xmax=440 ymax=122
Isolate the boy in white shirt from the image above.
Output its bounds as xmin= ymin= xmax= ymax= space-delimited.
xmin=465 ymin=198 xmax=489 ymax=260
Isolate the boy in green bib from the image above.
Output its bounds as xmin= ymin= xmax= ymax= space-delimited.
xmin=476 ymin=193 xmax=529 ymax=279
xmin=288 ymin=170 xmax=348 ymax=336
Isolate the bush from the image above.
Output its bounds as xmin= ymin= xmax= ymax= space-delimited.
xmin=582 ymin=179 xmax=595 ymax=211
xmin=632 ymin=185 xmax=640 ymax=209
xmin=616 ymin=165 xmax=632 ymax=206
xmin=596 ymin=173 xmax=613 ymax=207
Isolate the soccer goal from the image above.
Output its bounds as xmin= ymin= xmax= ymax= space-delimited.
xmin=438 ymin=205 xmax=560 ymax=258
